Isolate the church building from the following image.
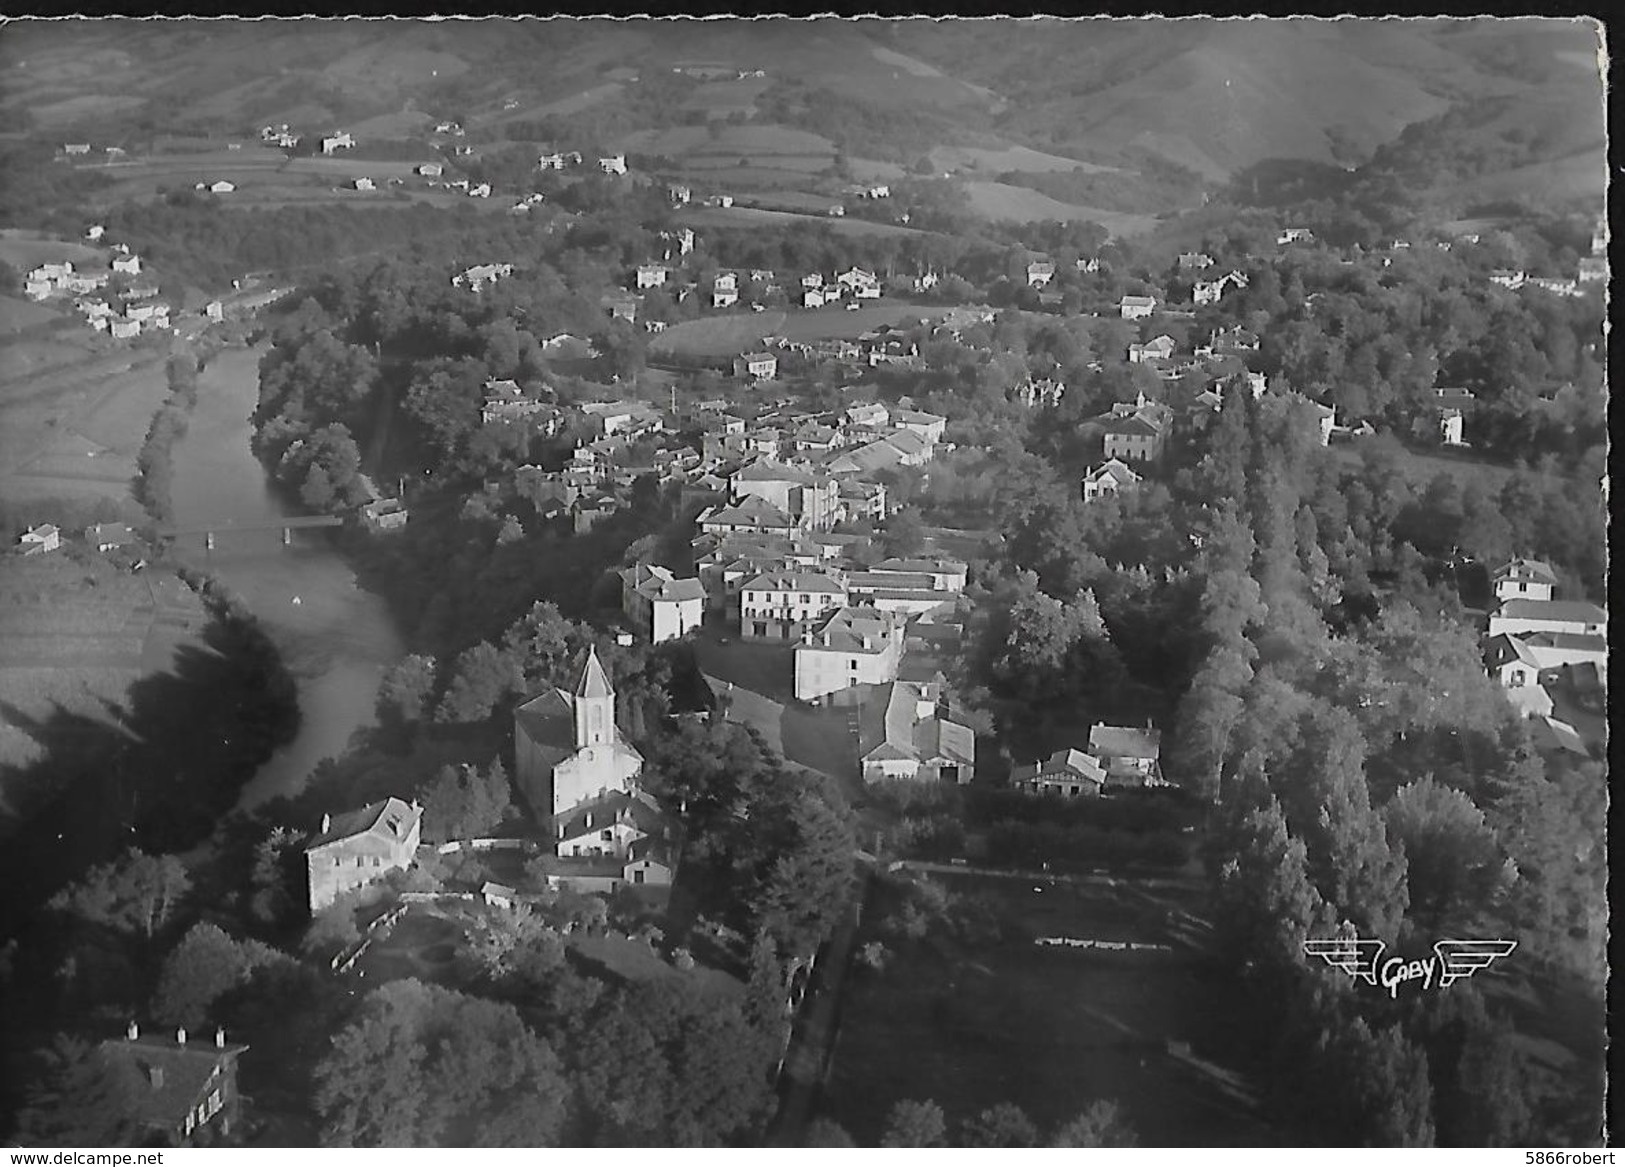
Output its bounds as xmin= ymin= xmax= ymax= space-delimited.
xmin=513 ymin=647 xmax=677 ymax=891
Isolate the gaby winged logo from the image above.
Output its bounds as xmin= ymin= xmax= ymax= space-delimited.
xmin=1303 ymin=938 xmax=1517 ymax=998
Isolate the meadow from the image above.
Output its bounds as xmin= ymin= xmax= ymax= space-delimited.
xmin=961 ymin=180 xmax=1160 ymax=238
xmin=824 ymin=872 xmax=1277 ymax=1147
xmin=649 ymin=300 xmax=937 ymax=360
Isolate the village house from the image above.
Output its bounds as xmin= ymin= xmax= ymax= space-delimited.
xmin=1487 ymin=598 xmax=1607 ymax=640
xmin=18 ymin=523 xmax=61 ymax=554
xmin=635 ymin=264 xmax=668 ymax=290
xmin=358 ymin=497 xmax=409 ymax=532
xmin=603 ymin=293 xmax=639 ymax=323
xmin=204 ymin=180 xmax=236 ymax=194
xmin=733 ymin=351 xmax=778 ymax=380
xmin=85 ymin=521 xmax=134 ymax=551
xmin=890 ymin=408 xmax=947 ymax=445
xmin=843 ymin=569 xmax=957 ymax=617
xmin=858 ymin=680 xmax=975 ymax=784
xmin=1128 ymin=334 xmax=1177 ymax=364
xmin=453 ymin=263 xmax=514 ymax=292
xmin=1025 ymin=260 xmax=1056 ymax=288
xmin=1576 ymin=256 xmax=1606 ymax=283
xmin=1483 ymin=633 xmax=1555 ymax=719
xmin=1081 ymin=458 xmax=1143 ymax=502
xmin=598 ymin=154 xmax=627 ymax=175
xmin=353 ymin=177 xmax=375 ymax=192
xmin=794 ymin=606 xmax=907 ymax=702
xmin=304 ymin=797 xmax=422 ymax=913
xmin=1011 ymin=376 xmax=1065 ymax=409
xmin=1495 ymin=559 xmax=1560 ymax=607
xmin=712 ymin=271 xmax=740 ymax=309
xmin=1277 ymin=227 xmax=1314 ymax=245
xmin=1119 ymin=294 xmax=1158 ymax=320
xmin=1010 ymin=747 xmax=1106 ymax=797
xmin=321 ymin=132 xmax=354 ymax=154
xmin=1177 ymin=252 xmax=1215 ymax=271
xmin=731 ymin=459 xmax=838 ymax=531
xmin=1438 ymin=408 xmax=1466 ymax=446
xmin=668 ymin=183 xmax=692 ymax=205
xmin=110 ymin=317 xmax=141 ymax=340
xmin=100 ymin=1023 xmax=249 ymax=1145
xmin=697 ymin=494 xmax=800 ymax=540
xmin=1488 ymin=269 xmax=1526 ymax=290
xmin=481 ymin=379 xmax=555 ymax=428
xmin=112 ymin=253 xmax=142 ymax=275
xmin=581 ymin=399 xmax=661 ymax=438
xmin=1099 ymin=398 xmax=1172 ymax=463
xmin=620 ymin=563 xmax=705 ymax=643
xmin=839 ymin=478 xmax=887 ymax=522
xmin=1088 ymin=722 xmax=1164 ymax=787
xmin=417 ymin=162 xmax=443 ymax=177
xmin=869 ymin=557 xmax=968 ymax=593
xmin=739 ymin=570 xmax=848 ymax=641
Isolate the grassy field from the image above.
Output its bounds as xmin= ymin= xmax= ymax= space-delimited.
xmin=961 ymin=180 xmax=1160 ymax=238
xmin=627 ymin=123 xmax=838 ymax=159
xmin=825 ymin=872 xmax=1276 ymax=1147
xmin=0 ymin=229 xmax=109 ymax=271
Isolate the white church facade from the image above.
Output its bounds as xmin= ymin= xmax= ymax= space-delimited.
xmin=513 ymin=647 xmax=678 ymax=892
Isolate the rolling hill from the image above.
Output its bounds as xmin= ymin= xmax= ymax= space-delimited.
xmin=0 ymin=17 xmax=1604 ymax=221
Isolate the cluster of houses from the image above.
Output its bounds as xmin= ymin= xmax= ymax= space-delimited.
xmin=13 ymin=520 xmax=136 ymax=557
xmin=537 ymin=149 xmax=628 ymax=176
xmin=1010 ymin=723 xmax=1166 ymax=796
xmin=1481 ymin=557 xmax=1606 ymax=759
xmin=23 ymin=247 xmax=172 ymax=339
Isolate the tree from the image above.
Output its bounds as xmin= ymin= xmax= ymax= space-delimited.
xmin=47 ymin=848 xmax=191 ymax=941
xmin=961 ymin=1102 xmax=1040 ymax=1148
xmin=377 ymin=654 xmax=438 ymax=727
xmin=1384 ymin=777 xmax=1511 ymax=934
xmin=743 ymin=787 xmax=854 ymax=958
xmin=12 ymin=1037 xmax=145 ymax=1148
xmin=461 ymin=905 xmax=565 ymax=991
xmin=435 ymin=641 xmax=519 ymax=723
xmin=803 ymin=1117 xmax=856 ymax=1146
xmin=314 ymin=979 xmax=570 ymax=1147
xmin=880 ymin=1099 xmax=947 ymax=1147
xmin=742 ymin=929 xmax=787 ymax=1040
xmin=1050 ymin=1098 xmax=1139 ymax=1147
xmin=151 ymin=922 xmax=286 ymax=1030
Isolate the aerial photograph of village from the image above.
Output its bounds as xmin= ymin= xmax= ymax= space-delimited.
xmin=0 ymin=15 xmax=1608 ymax=1150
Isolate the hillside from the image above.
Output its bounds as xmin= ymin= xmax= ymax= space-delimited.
xmin=1 ymin=17 xmax=1604 ymax=225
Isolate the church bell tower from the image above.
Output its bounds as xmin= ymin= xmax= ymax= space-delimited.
xmin=573 ymin=646 xmax=614 ymax=749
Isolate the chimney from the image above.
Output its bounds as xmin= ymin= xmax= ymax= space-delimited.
xmin=216 ymin=1027 xmax=226 ymax=1049
xmin=127 ymin=1020 xmax=139 ymax=1041
xmin=321 ymin=812 xmax=331 ymax=834
xmin=148 ymin=1066 xmax=164 ymax=1091
xmin=176 ymin=1027 xmax=187 ymax=1046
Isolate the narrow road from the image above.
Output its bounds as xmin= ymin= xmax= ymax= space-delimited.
xmin=764 ymin=868 xmax=871 ymax=1146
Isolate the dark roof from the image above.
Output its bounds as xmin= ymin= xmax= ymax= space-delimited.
xmin=309 ymin=797 xmax=419 ymax=849
xmin=101 ymin=1034 xmax=247 ymax=1132
xmin=514 ymin=688 xmax=576 ymax=757
xmin=1495 ymin=599 xmax=1606 ymax=623
xmin=1088 ymin=724 xmax=1161 ymax=760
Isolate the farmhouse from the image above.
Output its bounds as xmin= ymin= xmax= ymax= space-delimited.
xmin=712 ymin=272 xmax=740 ymax=309
xmin=599 ymin=153 xmax=628 ymax=175
xmin=1128 ymin=335 xmax=1176 ymax=364
xmin=359 ymin=498 xmax=409 ymax=532
xmin=1010 ymin=748 xmax=1106 ymax=797
xmin=858 ymin=680 xmax=975 ymax=784
xmin=794 ymin=606 xmax=907 ymax=702
xmin=1277 ymin=227 xmax=1314 ymax=245
xmin=1119 ymin=294 xmax=1158 ymax=320
xmin=453 ymin=263 xmax=514 ymax=291
xmin=1099 ymin=399 xmax=1172 ymax=463
xmin=1483 ymin=633 xmax=1554 ymax=719
xmin=1513 ymin=631 xmax=1607 ymax=680
xmin=100 ymin=1024 xmax=249 ymax=1145
xmin=635 ymin=264 xmax=668 ymax=289
xmin=304 ymin=797 xmax=422 ymax=913
xmin=1026 ymin=260 xmax=1055 ymax=288
xmin=321 ymin=132 xmax=354 ymax=154
xmin=619 ymin=563 xmax=705 ymax=643
xmin=603 ymin=293 xmax=639 ymax=322
xmin=417 ymin=162 xmax=444 ymax=177
xmin=890 ymin=408 xmax=946 ymax=445
xmin=110 ymin=317 xmax=141 ymax=339
xmin=18 ymin=523 xmax=61 ymax=554
xmin=1178 ymin=252 xmax=1215 ymax=271
xmin=112 ymin=254 xmax=142 ymax=275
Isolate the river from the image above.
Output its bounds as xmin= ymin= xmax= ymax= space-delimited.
xmin=168 ymin=344 xmax=406 ymax=808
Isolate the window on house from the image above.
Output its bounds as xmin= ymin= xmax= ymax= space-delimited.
xmin=1510 ymin=670 xmax=1524 ymax=687
xmin=356 ymin=857 xmax=364 ymax=867
xmin=600 ymin=829 xmax=613 ymax=841
xmin=849 ymin=659 xmax=859 ymax=670
xmin=1070 ymin=785 xmax=1080 ymax=796
xmin=634 ymin=869 xmax=645 ymax=885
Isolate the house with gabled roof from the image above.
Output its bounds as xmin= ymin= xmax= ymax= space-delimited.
xmin=739 ymin=570 xmax=847 ymax=641
xmin=100 ymin=1023 xmax=250 ymax=1144
xmin=1010 ymin=747 xmax=1106 ymax=797
xmin=1487 ymin=599 xmax=1606 ymax=640
xmin=698 ymin=494 xmax=799 ymax=540
xmin=1119 ymin=294 xmax=1158 ymax=320
xmin=620 ymin=563 xmax=704 ymax=643
xmin=305 ymin=797 xmax=422 ymax=912
xmin=731 ymin=458 xmax=838 ymax=531
xmin=1025 ymin=259 xmax=1055 ymax=288
xmin=1081 ymin=458 xmax=1143 ymax=503
xmin=794 ymin=606 xmax=907 ymax=702
xmin=1491 ymin=557 xmax=1558 ymax=603
xmin=1483 ymin=633 xmax=1554 ymax=719
xmin=1087 ymin=722 xmax=1165 ymax=787
xmin=858 ymin=680 xmax=975 ymax=784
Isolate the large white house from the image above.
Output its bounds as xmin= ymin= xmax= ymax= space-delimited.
xmin=619 ymin=563 xmax=704 ymax=643
xmin=793 ymin=606 xmax=907 ymax=702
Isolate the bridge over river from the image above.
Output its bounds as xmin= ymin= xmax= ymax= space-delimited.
xmin=157 ymin=514 xmax=344 ymax=549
